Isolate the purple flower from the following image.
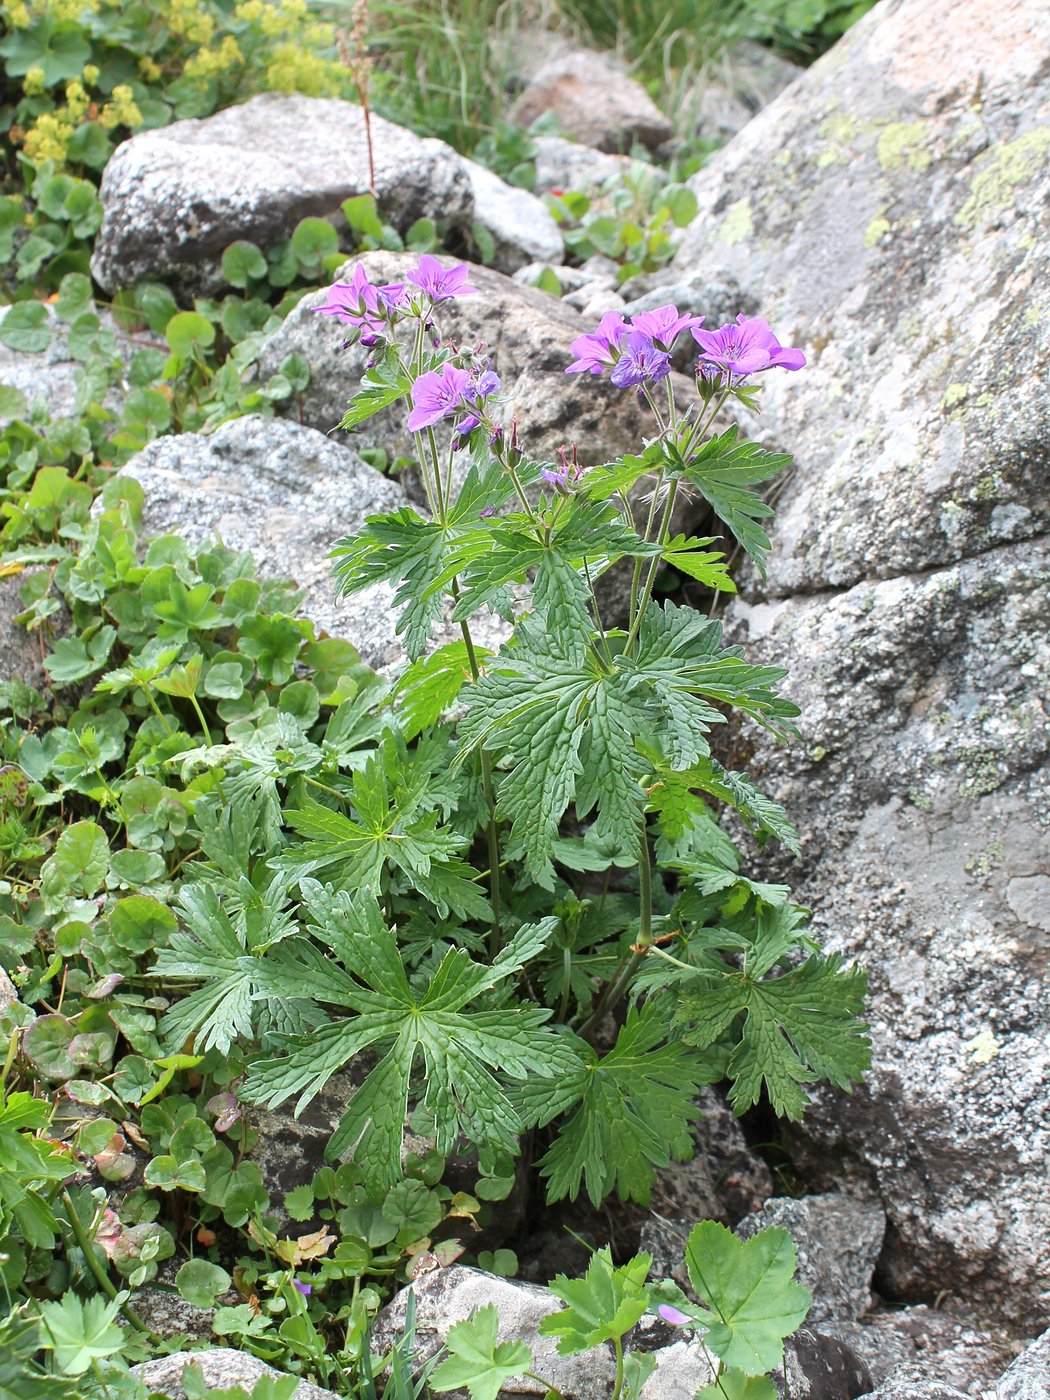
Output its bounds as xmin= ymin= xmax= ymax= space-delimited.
xmin=692 ymin=315 xmax=806 ymax=383
xmin=658 ymin=1304 xmax=692 ymax=1327
xmin=565 ymin=311 xmax=629 ymax=376
xmin=406 ymin=254 xmax=477 ymax=303
xmin=609 ymin=330 xmax=671 ymax=388
xmin=630 ymin=304 xmax=704 ymax=352
xmin=406 ymin=364 xmax=501 ymax=434
xmin=313 ymin=264 xmax=383 ymax=330
xmin=407 ymin=364 xmax=474 ymax=432
xmin=293 ymin=1279 xmax=312 ymax=1297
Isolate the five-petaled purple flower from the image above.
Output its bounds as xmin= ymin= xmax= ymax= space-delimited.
xmin=407 ymin=254 xmax=477 ymax=303
xmin=313 ymin=264 xmax=383 ymax=330
xmin=565 ymin=311 xmax=629 ymax=375
xmin=629 ymin=304 xmax=704 ymax=352
xmin=407 ymin=363 xmax=500 ymax=433
xmin=610 ymin=330 xmax=672 ymax=388
xmin=692 ymin=315 xmax=806 ymax=383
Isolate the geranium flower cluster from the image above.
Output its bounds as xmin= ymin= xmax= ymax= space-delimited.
xmin=564 ymin=304 xmax=805 ymax=390
xmin=313 ymin=254 xmax=479 ymax=347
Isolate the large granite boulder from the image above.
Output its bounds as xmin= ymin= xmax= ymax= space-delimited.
xmin=91 ymin=94 xmax=473 ymax=295
xmin=662 ymin=0 xmax=1050 ymax=1333
xmin=113 ymin=416 xmax=508 ymax=671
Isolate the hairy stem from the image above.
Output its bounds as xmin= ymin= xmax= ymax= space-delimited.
xmin=623 ymin=477 xmax=680 ymax=656
xmin=456 ymin=606 xmax=502 ymax=955
xmin=577 ymin=831 xmax=653 ymax=1041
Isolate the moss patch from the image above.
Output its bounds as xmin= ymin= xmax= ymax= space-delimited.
xmin=864 ymin=215 xmax=890 ymax=248
xmin=719 ymin=196 xmax=753 ymax=247
xmin=956 ymin=127 xmax=1050 ymax=227
xmin=877 ymin=121 xmax=931 ymax=172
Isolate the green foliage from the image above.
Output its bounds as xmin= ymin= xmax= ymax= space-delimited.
xmin=546 ymin=164 xmax=699 ymax=283
xmin=518 ymin=1005 xmax=708 ymax=1205
xmin=430 ymin=1303 xmax=532 ymax=1400
xmin=684 ymin=1221 xmax=811 ymax=1373
xmin=244 ymin=890 xmax=577 ymax=1196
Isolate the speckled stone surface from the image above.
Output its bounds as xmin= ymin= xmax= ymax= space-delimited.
xmin=652 ymin=0 xmax=1050 ymax=1332
xmin=91 ymin=93 xmax=473 ymax=295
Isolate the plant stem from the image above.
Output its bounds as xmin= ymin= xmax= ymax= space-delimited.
xmin=623 ymin=478 xmax=679 ymax=656
xmin=60 ymin=1190 xmax=162 ymax=1343
xmin=188 ymin=693 xmax=213 ymax=747
xmin=456 ymin=608 xmax=502 ymax=955
xmin=577 ymin=832 xmax=652 ymax=1041
xmin=612 ymin=1336 xmax=625 ymax=1400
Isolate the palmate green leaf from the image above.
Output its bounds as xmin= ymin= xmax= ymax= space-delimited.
xmin=685 ymin=1222 xmax=811 ymax=1375
xmin=279 ymin=749 xmax=489 ymax=922
xmin=681 ymin=427 xmax=792 ymax=575
xmin=516 ymin=1004 xmax=706 ymax=1206
xmin=452 ymin=498 xmax=661 ymax=644
xmin=460 ymin=602 xmax=797 ymax=886
xmin=330 ymin=463 xmax=511 ymax=660
xmin=429 ymin=1304 xmax=533 ymax=1400
xmin=539 ymin=1247 xmax=651 ymax=1354
xmin=37 ymin=1293 xmax=125 ymax=1376
xmin=244 ymin=894 xmax=579 ymax=1197
xmin=661 ymin=534 xmax=737 ymax=591
xmin=676 ymin=952 xmax=870 ymax=1120
xmin=338 ymin=345 xmax=413 ymax=430
xmin=153 ymin=880 xmax=316 ymax=1055
xmin=394 ymin=639 xmax=487 ymax=740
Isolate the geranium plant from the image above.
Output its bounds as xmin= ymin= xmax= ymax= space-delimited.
xmin=240 ymin=252 xmax=869 ymax=1208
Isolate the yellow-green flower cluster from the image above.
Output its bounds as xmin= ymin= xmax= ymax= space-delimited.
xmin=183 ymin=35 xmax=244 ymax=81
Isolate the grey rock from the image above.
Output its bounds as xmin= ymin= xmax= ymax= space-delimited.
xmin=995 ymin=1329 xmax=1050 ymax=1399
xmin=858 ymin=1371 xmax=970 ymax=1400
xmin=463 ymin=157 xmax=563 ymax=273
xmin=670 ymin=0 xmax=1050 ymax=598
xmin=0 ymin=966 xmax=16 ymax=1011
xmin=371 ymin=1264 xmax=623 ymax=1396
xmin=687 ymin=42 xmax=803 ymax=146
xmin=511 ymin=50 xmax=673 ymax=155
xmin=778 ymin=1328 xmax=873 ymax=1399
xmin=531 ymin=135 xmax=634 ymax=195
xmin=737 ymin=1193 xmax=886 ymax=1323
xmin=114 ymin=415 xmax=509 ymax=671
xmin=823 ymin=1305 xmax=1011 ymax=1393
xmin=728 ymin=537 xmax=1050 ymax=1328
xmin=512 ymin=261 xmax=597 ymax=292
xmin=134 ymin=1349 xmax=338 ymax=1399
xmin=0 ymin=306 xmax=133 ymax=424
xmin=649 ymin=1088 xmax=774 ymax=1229
xmin=662 ymin=0 xmax=1050 ymax=1331
xmin=91 ymin=93 xmax=473 ymax=294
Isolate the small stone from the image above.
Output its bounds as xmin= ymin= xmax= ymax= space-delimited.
xmin=778 ymin=1328 xmax=873 ymax=1399
xmin=511 ymin=50 xmax=673 ymax=155
xmin=531 ymin=135 xmax=634 ymax=195
xmin=462 ymin=156 xmax=563 ymax=273
xmin=737 ymin=1194 xmax=886 ymax=1323
xmin=134 ymin=1350 xmax=338 ymax=1400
